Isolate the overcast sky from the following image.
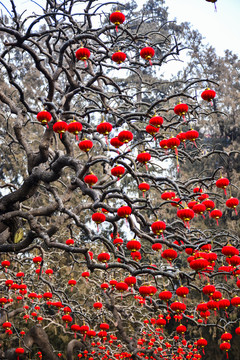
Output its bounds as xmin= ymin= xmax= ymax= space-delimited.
xmin=167 ymin=0 xmax=240 ymax=57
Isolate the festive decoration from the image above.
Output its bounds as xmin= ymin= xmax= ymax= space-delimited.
xmin=78 ymin=139 xmax=93 ymax=152
xmin=112 ymin=51 xmax=127 ymax=64
xmin=75 ymin=47 xmax=91 ymax=67
xmin=174 ymin=103 xmax=188 ymax=120
xmin=37 ymin=110 xmax=52 ymax=126
xmin=140 ymin=47 xmax=155 ymax=66
xmin=67 ymin=120 xmax=82 ymax=140
xmin=109 ymin=11 xmax=125 ymax=32
xmin=201 ymin=88 xmax=216 ymax=105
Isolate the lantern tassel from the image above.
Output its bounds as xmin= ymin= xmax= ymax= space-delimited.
xmin=224 ymin=188 xmax=227 ymax=196
xmin=149 ymin=59 xmax=152 ymax=66
xmin=115 ymin=25 xmax=118 ymax=32
xmin=75 ymin=135 xmax=79 ymax=141
xmin=226 ymin=351 xmax=228 ymax=359
xmin=235 ymin=208 xmax=238 ymax=215
xmin=84 ymin=60 xmax=87 ymax=68
xmin=145 ymin=164 xmax=148 ymax=171
xmin=74 ymin=332 xmax=76 ymax=338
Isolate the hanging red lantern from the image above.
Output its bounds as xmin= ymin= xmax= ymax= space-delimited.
xmin=15 ymin=348 xmax=25 ymax=360
xmin=151 ymin=220 xmax=166 ymax=237
xmin=190 ymin=257 xmax=208 ymax=272
xmin=201 ymin=88 xmax=216 ymax=105
xmin=97 ymin=252 xmax=110 ymax=264
xmin=221 ymin=333 xmax=232 ymax=342
xmin=66 ymin=238 xmax=74 ymax=245
xmin=146 ymin=124 xmax=159 ymax=137
xmin=87 ymin=329 xmax=96 ymax=338
xmin=117 ymin=205 xmax=132 ymax=218
xmin=71 ymin=324 xmax=81 ymax=338
xmin=138 ymin=182 xmax=150 ymax=197
xmin=222 ymin=245 xmax=239 ymax=257
xmin=176 ymin=286 xmax=189 ymax=298
xmin=235 ymin=327 xmax=240 ymax=335
xmin=33 ymin=256 xmax=42 ymax=265
xmin=176 ymin=132 xmax=187 ymax=147
xmin=139 ymin=285 xmax=152 ymax=298
xmin=82 ymin=271 xmax=90 ymax=280
xmin=171 ymin=198 xmax=182 ymax=207
xmin=93 ymin=302 xmax=102 ymax=310
xmin=68 ymin=279 xmax=77 ymax=291
xmin=118 ymin=130 xmax=133 ymax=144
xmin=79 ymin=324 xmax=89 ymax=335
xmin=174 ymin=103 xmax=188 ymax=120
xmin=116 ymin=282 xmax=129 ymax=296
xmin=152 ymin=243 xmax=162 ymax=252
xmin=207 ymin=299 xmax=218 ymax=311
xmin=131 ymin=251 xmax=141 ymax=261
xmin=111 ymin=166 xmax=125 ymax=180
xmin=112 ymin=51 xmax=127 ymax=64
xmin=176 ymin=325 xmax=187 ymax=335
xmin=137 ymin=152 xmax=151 ymax=169
xmin=202 ymin=199 xmax=215 ymax=213
xmin=75 ymin=47 xmax=91 ymax=67
xmin=229 ymin=255 xmax=240 ymax=266
xmin=53 ymin=120 xmax=68 ymax=139
xmin=113 ymin=237 xmax=123 ymax=248
xmin=226 ymin=197 xmax=239 ymax=215
xmin=210 ymin=209 xmax=222 ymax=225
xmin=188 ymin=200 xmax=197 ymax=209
xmin=177 ymin=208 xmax=194 ymax=228
xmin=101 ymin=283 xmax=109 ymax=291
xmin=43 ymin=292 xmax=52 ymax=300
xmin=124 ymin=276 xmax=136 ymax=288
xmin=161 ymin=191 xmax=175 ymax=200
xmin=197 ymin=302 xmax=208 ymax=312
xmin=78 ymin=139 xmax=93 ymax=152
xmin=216 ymin=177 xmax=229 ymax=196
xmin=109 ymin=11 xmax=125 ymax=32
xmin=192 ymin=203 xmax=206 ymax=217
xmin=156 ymin=317 xmax=166 ymax=329
xmin=170 ymin=301 xmax=186 ymax=314
xmin=37 ymin=110 xmax=52 ymax=126
xmin=1 ymin=260 xmax=10 ymax=271
xmin=67 ymin=120 xmax=82 ymax=140
xmin=162 ymin=249 xmax=178 ymax=264
xmin=45 ymin=268 xmax=53 ymax=277
xmin=159 ymin=139 xmax=169 ymax=151
xmin=159 ymin=290 xmax=172 ymax=302
xmin=185 ymin=129 xmax=199 ymax=147
xmin=110 ymin=137 xmax=124 ymax=149
xmin=220 ymin=342 xmax=231 ymax=358
xmin=197 ymin=338 xmax=207 ymax=354
xmin=218 ymin=298 xmax=230 ymax=311
xmin=149 ymin=115 xmax=164 ymax=128
xmin=126 ymin=239 xmax=141 ymax=252
xmin=231 ymin=296 xmax=240 ymax=307
xmin=140 ymin=47 xmax=155 ymax=66
xmin=97 ymin=121 xmax=113 ymax=137
xmin=84 ymin=174 xmax=98 ymax=188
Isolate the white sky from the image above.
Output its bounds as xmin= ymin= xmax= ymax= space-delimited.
xmin=167 ymin=0 xmax=240 ymax=57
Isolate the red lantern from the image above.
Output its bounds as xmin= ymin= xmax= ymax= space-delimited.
xmin=113 ymin=237 xmax=123 ymax=247
xmin=216 ymin=177 xmax=229 ymax=196
xmin=159 ymin=290 xmax=172 ymax=302
xmin=1 ymin=260 xmax=10 ymax=271
xmin=221 ymin=333 xmax=232 ymax=342
xmin=174 ymin=103 xmax=188 ymax=120
xmin=78 ymin=139 xmax=93 ymax=152
xmin=149 ymin=115 xmax=163 ymax=128
xmin=139 ymin=285 xmax=151 ymax=298
xmin=171 ymin=197 xmax=182 ymax=207
xmin=190 ymin=258 xmax=208 ymax=272
xmin=53 ymin=120 xmax=68 ymax=139
xmin=101 ymin=283 xmax=109 ymax=291
xmin=161 ymin=249 xmax=178 ymax=264
xmin=84 ymin=174 xmax=98 ymax=187
xmin=226 ymin=197 xmax=239 ymax=215
xmin=177 ymin=208 xmax=194 ymax=228
xmin=97 ymin=121 xmax=113 ymax=137
xmin=201 ymin=88 xmax=216 ymax=105
xmin=138 ymin=182 xmax=150 ymax=197
xmin=202 ymin=283 xmax=216 ymax=296
xmin=109 ymin=11 xmax=125 ymax=32
xmin=160 ymin=139 xmax=168 ymax=151
xmin=146 ymin=124 xmax=159 ymax=136
xmin=185 ymin=129 xmax=199 ymax=146
xmin=124 ymin=276 xmax=136 ymax=288
xmin=110 ymin=137 xmax=124 ymax=149
xmin=210 ymin=209 xmax=222 ymax=225
xmin=202 ymin=199 xmax=215 ymax=212
xmin=37 ymin=110 xmax=52 ymax=126
xmin=68 ymin=279 xmax=77 ymax=291
xmin=151 ymin=220 xmax=166 ymax=237
xmin=118 ymin=130 xmax=133 ymax=144
xmin=222 ymin=245 xmax=239 ymax=257
xmin=231 ymin=296 xmax=240 ymax=307
xmin=218 ymin=298 xmax=230 ymax=310
xmin=137 ymin=152 xmax=151 ymax=169
xmin=235 ymin=327 xmax=240 ymax=335
xmin=75 ymin=47 xmax=91 ymax=67
xmin=176 ymin=132 xmax=187 ymax=147
xmin=33 ymin=256 xmax=42 ymax=265
xmin=93 ymin=302 xmax=102 ymax=310
xmin=176 ymin=286 xmax=189 ymax=298
xmin=116 ymin=281 xmax=128 ymax=297
xmin=161 ymin=191 xmax=175 ymax=200
xmin=220 ymin=342 xmax=231 ymax=358
xmin=197 ymin=302 xmax=208 ymax=312
xmin=126 ymin=239 xmax=141 ymax=252
xmin=111 ymin=165 xmax=125 ymax=180
xmin=112 ymin=51 xmax=127 ymax=64
xmin=71 ymin=324 xmax=81 ymax=338
xmin=66 ymin=238 xmax=74 ymax=245
xmin=82 ymin=271 xmax=90 ymax=280
xmin=140 ymin=47 xmax=155 ymax=66
xmin=170 ymin=301 xmax=186 ymax=314
xmin=87 ymin=329 xmax=96 ymax=338
xmin=97 ymin=252 xmax=110 ymax=264
xmin=117 ymin=205 xmax=132 ymax=218
xmin=67 ymin=120 xmax=82 ymax=140
xmin=15 ymin=348 xmax=25 ymax=360
xmin=152 ymin=243 xmax=162 ymax=252
xmin=229 ymin=255 xmax=240 ymax=266
xmin=43 ymin=292 xmax=52 ymax=300
xmin=79 ymin=324 xmax=89 ymax=334
xmin=197 ymin=338 xmax=207 ymax=354
xmin=131 ymin=251 xmax=141 ymax=261
xmin=192 ymin=203 xmax=206 ymax=217
xmin=176 ymin=325 xmax=187 ymax=335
